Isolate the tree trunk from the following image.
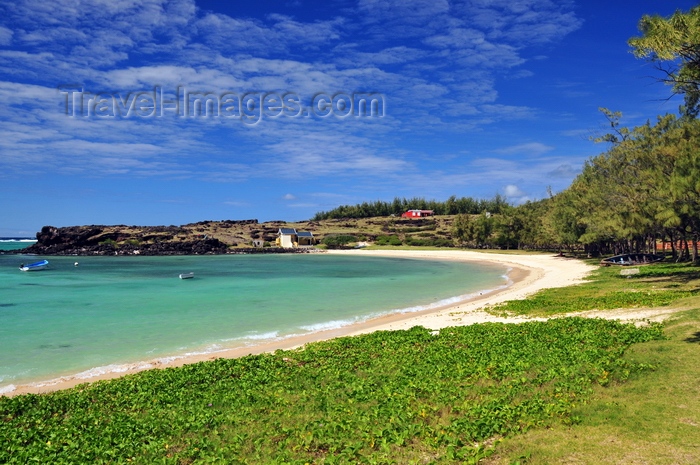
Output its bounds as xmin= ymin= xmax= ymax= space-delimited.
xmin=670 ymin=233 xmax=677 ymax=260
xmin=681 ymin=238 xmax=690 ymax=262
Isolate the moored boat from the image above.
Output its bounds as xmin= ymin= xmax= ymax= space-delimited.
xmin=600 ymin=253 xmax=664 ymax=266
xmin=19 ymin=259 xmax=49 ymax=271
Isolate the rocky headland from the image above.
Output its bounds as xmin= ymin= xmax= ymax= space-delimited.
xmin=4 ymin=216 xmax=458 ymax=255
xmin=10 ymin=220 xmax=310 ymax=256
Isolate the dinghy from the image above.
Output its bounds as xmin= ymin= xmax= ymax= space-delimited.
xmin=600 ymin=253 xmax=663 ymax=266
xmin=19 ymin=259 xmax=49 ymax=271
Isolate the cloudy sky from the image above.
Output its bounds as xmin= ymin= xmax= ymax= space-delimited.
xmin=0 ymin=0 xmax=695 ymax=236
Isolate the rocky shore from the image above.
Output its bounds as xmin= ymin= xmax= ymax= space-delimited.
xmin=4 ymin=223 xmax=318 ymax=256
xmin=3 ymin=215 xmax=460 ymax=256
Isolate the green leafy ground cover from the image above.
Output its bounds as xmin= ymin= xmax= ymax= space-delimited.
xmin=1 ymin=319 xmax=663 ymax=464
xmin=485 ymin=308 xmax=700 ymax=464
xmin=489 ymin=262 xmax=700 ymax=316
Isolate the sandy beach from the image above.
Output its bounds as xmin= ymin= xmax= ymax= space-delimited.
xmin=5 ymin=250 xmax=599 ymax=397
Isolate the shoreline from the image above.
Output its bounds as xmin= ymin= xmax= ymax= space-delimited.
xmin=2 ymin=250 xmax=596 ymax=398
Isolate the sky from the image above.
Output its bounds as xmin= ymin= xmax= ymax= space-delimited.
xmin=0 ymin=0 xmax=697 ymax=236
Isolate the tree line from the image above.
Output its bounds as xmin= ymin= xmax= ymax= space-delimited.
xmin=542 ymin=6 xmax=700 ymax=261
xmin=546 ymin=112 xmax=700 ymax=261
xmin=311 ymin=6 xmax=700 ymax=262
xmin=311 ymin=195 xmax=509 ymax=220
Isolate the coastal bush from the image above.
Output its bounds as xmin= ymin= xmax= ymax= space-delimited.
xmin=375 ymin=234 xmax=403 ymax=246
xmin=0 ymin=318 xmax=663 ymax=464
xmin=322 ymin=234 xmax=358 ymax=248
xmin=404 ymin=236 xmax=454 ymax=247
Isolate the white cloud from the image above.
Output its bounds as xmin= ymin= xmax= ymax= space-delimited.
xmin=193 ymin=12 xmax=343 ymax=56
xmin=547 ymin=163 xmax=580 ymax=179
xmin=0 ymin=0 xmax=583 ymax=190
xmin=0 ymin=26 xmax=14 ymax=45
xmin=504 ymin=184 xmax=525 ymax=197
xmin=358 ymin=0 xmax=450 ymax=26
xmin=457 ymin=0 xmax=582 ymax=45
xmin=223 ymin=200 xmax=249 ymax=207
xmin=494 ymin=142 xmax=554 ymax=156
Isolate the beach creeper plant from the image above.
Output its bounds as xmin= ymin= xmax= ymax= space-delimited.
xmin=0 ymin=318 xmax=662 ymax=464
xmin=489 ymin=262 xmax=700 ymax=317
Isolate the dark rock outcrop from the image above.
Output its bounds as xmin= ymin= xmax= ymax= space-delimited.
xmin=11 ymin=223 xmax=318 ymax=256
xmin=22 ymin=228 xmax=232 ymax=256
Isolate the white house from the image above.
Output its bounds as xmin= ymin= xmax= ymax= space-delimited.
xmin=276 ymin=228 xmax=315 ymax=248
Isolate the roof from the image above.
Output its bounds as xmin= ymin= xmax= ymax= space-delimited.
xmin=278 ymin=228 xmax=297 ymax=235
xmin=296 ymin=231 xmax=314 ymax=237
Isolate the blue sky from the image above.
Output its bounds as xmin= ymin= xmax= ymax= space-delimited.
xmin=0 ymin=0 xmax=696 ymax=236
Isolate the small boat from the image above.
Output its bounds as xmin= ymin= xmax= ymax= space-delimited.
xmin=600 ymin=253 xmax=664 ymax=266
xmin=179 ymin=272 xmax=195 ymax=279
xmin=19 ymin=259 xmax=49 ymax=271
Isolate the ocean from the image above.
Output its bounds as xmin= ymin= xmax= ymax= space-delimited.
xmin=0 ymin=249 xmax=508 ymax=394
xmin=0 ymin=238 xmax=36 ymax=252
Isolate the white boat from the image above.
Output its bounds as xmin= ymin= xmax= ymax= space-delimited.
xmin=179 ymin=272 xmax=194 ymax=279
xmin=19 ymin=259 xmax=49 ymax=271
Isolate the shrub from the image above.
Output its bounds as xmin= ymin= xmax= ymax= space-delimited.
xmin=376 ymin=235 xmax=403 ymax=246
xmin=322 ymin=235 xmax=358 ymax=247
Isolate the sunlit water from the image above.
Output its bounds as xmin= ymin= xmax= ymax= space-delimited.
xmin=0 ymin=251 xmax=508 ymax=392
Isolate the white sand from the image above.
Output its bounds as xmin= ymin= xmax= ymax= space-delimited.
xmin=6 ymin=249 xmax=670 ymax=397
xmin=329 ymin=249 xmax=598 ymax=334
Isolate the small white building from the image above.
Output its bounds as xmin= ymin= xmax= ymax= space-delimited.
xmin=276 ymin=228 xmax=315 ymax=248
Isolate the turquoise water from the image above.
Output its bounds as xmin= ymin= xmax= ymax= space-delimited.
xmin=0 ymin=239 xmax=35 ymax=251
xmin=0 ymin=253 xmax=507 ymax=392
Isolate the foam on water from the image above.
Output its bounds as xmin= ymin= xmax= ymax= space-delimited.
xmin=232 ymin=331 xmax=281 ymax=342
xmin=298 ymin=318 xmax=362 ymax=332
xmin=0 ymin=384 xmax=16 ymax=395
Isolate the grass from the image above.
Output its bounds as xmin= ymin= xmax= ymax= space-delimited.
xmin=484 ymin=308 xmax=700 ymax=464
xmin=481 ymin=260 xmax=700 ymax=464
xmin=489 ymin=261 xmax=700 ymax=317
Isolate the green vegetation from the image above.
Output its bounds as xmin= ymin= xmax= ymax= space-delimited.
xmin=404 ymin=236 xmax=453 ymax=247
xmin=312 ymin=195 xmax=509 ymax=220
xmin=321 ymin=234 xmax=359 ymax=248
xmin=629 ymin=6 xmax=700 ymax=117
xmin=547 ymin=110 xmax=700 ymax=261
xmin=491 ymin=262 xmax=700 ymax=317
xmin=303 ymin=6 xmax=700 ymax=260
xmin=0 ymin=319 xmax=663 ymax=464
xmin=486 ymin=308 xmax=700 ymax=464
xmin=375 ymin=234 xmax=403 ymax=246
xmin=5 ymin=6 xmax=700 ymax=464
xmin=312 ymin=105 xmax=700 ymax=257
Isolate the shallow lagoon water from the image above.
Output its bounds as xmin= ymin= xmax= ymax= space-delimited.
xmin=0 ymin=253 xmax=507 ymax=391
